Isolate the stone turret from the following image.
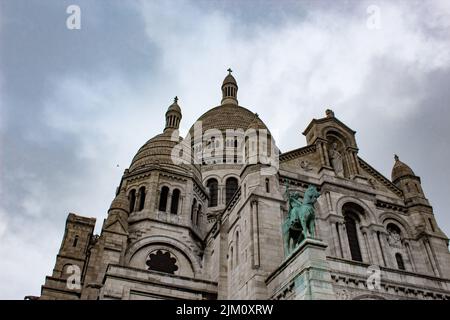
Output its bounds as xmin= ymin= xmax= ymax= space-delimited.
xmin=221 ymin=68 xmax=238 ymax=105
xmin=164 ymin=96 xmax=182 ymax=132
xmin=391 ymin=154 xmax=426 ymax=201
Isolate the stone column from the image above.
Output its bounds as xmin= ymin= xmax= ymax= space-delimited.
xmin=361 ymin=227 xmax=373 ymax=264
xmin=166 ymin=191 xmax=172 ymax=214
xmin=322 ymin=142 xmax=331 ymax=167
xmin=338 ymin=221 xmax=351 ymax=260
xmin=179 ymin=195 xmax=184 ymax=217
xmin=404 ymin=241 xmax=416 ymax=272
xmin=351 ymin=149 xmax=361 ymax=175
xmin=379 ymin=231 xmax=393 ymax=268
xmin=330 ymin=221 xmax=342 ymax=258
xmin=423 ymin=239 xmax=440 ymax=276
xmin=355 ymin=222 xmax=370 ymax=263
xmin=250 ymin=200 xmax=260 ymax=269
xmin=373 ymin=230 xmax=386 ymax=266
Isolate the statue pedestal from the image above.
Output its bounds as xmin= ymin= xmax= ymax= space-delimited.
xmin=266 ymin=238 xmax=335 ymax=300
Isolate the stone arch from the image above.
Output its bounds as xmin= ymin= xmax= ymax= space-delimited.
xmin=205 ymin=178 xmax=219 ymax=207
xmin=202 ymin=173 xmax=221 ymax=185
xmin=125 ymin=235 xmax=202 ymax=276
xmin=324 ymin=128 xmax=349 ymax=146
xmin=225 ymin=176 xmax=239 ymax=205
xmin=222 ymin=173 xmax=240 ymax=185
xmin=170 ymin=188 xmax=181 ymax=214
xmin=337 ymin=198 xmax=376 ymax=263
xmin=335 ymin=196 xmax=377 ymax=225
xmin=379 ymin=212 xmax=413 ymax=239
xmin=127 ymin=188 xmax=136 ymax=213
xmin=158 ymin=185 xmax=170 ymax=212
xmin=322 ymin=125 xmax=354 ymax=147
xmin=379 ymin=213 xmax=415 ymax=271
xmin=126 ymin=187 xmax=136 ymax=197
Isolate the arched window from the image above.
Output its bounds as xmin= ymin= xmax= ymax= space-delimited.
xmin=206 ymin=178 xmax=218 ymax=207
xmin=225 ymin=177 xmax=238 ymax=205
xmin=265 ymin=178 xmax=270 ymax=193
xmin=387 ymin=223 xmax=402 ymax=246
xmin=191 ymin=198 xmax=197 ymax=223
xmin=395 ymin=253 xmax=405 ymax=270
xmin=138 ymin=186 xmax=146 ymax=211
xmin=344 ymin=215 xmax=362 ymax=262
xmin=146 ymin=250 xmax=179 ymax=274
xmin=73 ymin=235 xmax=79 ymax=247
xmin=170 ymin=189 xmax=180 ymax=214
xmin=129 ymin=189 xmax=136 ymax=213
xmin=158 ymin=186 xmax=169 ymax=212
xmin=342 ymin=203 xmax=364 ymax=262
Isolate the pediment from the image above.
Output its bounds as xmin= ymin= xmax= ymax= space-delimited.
xmin=358 ymin=157 xmax=403 ymax=199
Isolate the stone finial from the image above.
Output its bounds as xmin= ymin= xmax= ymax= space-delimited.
xmin=326 ymin=109 xmax=335 ymax=118
xmin=227 ymin=68 xmax=232 ymax=75
xmin=394 ymin=154 xmax=399 ymax=162
xmin=174 ymin=96 xmax=178 ymax=103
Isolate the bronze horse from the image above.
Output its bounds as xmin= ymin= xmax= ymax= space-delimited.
xmin=282 ymin=183 xmax=321 ymax=255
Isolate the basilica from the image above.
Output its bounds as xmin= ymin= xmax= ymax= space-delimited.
xmin=40 ymin=71 xmax=450 ymax=300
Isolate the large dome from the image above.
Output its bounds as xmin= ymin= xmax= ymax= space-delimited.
xmin=129 ymin=131 xmax=189 ymax=174
xmin=188 ymin=104 xmax=270 ymax=138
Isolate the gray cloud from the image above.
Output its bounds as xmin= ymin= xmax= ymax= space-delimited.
xmin=1 ymin=0 xmax=449 ymax=299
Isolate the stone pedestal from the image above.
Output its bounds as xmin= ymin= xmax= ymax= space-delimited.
xmin=266 ymin=238 xmax=335 ymax=300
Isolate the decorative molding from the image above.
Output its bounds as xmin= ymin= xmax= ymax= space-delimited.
xmin=279 ymin=145 xmax=316 ymax=162
xmin=358 ymin=157 xmax=403 ymax=197
xmin=376 ymin=200 xmax=408 ymax=213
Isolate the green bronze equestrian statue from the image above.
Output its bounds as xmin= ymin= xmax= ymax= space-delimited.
xmin=282 ymin=180 xmax=321 ymax=255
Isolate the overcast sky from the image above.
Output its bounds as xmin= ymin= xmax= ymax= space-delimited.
xmin=1 ymin=0 xmax=449 ymax=299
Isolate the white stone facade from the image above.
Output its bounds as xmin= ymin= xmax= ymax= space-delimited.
xmin=40 ymin=73 xmax=450 ymax=300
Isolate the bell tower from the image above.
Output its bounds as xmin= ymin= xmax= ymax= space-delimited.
xmin=221 ymin=68 xmax=238 ymax=105
xmin=164 ymin=96 xmax=182 ymax=132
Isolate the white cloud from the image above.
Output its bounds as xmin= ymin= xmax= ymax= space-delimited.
xmin=138 ymin=0 xmax=450 ymax=149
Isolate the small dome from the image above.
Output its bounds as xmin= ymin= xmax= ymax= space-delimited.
xmin=167 ymin=97 xmax=181 ymax=114
xmin=129 ymin=131 xmax=187 ymax=173
xmin=222 ymin=73 xmax=237 ymax=86
xmin=391 ymin=155 xmax=415 ymax=182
